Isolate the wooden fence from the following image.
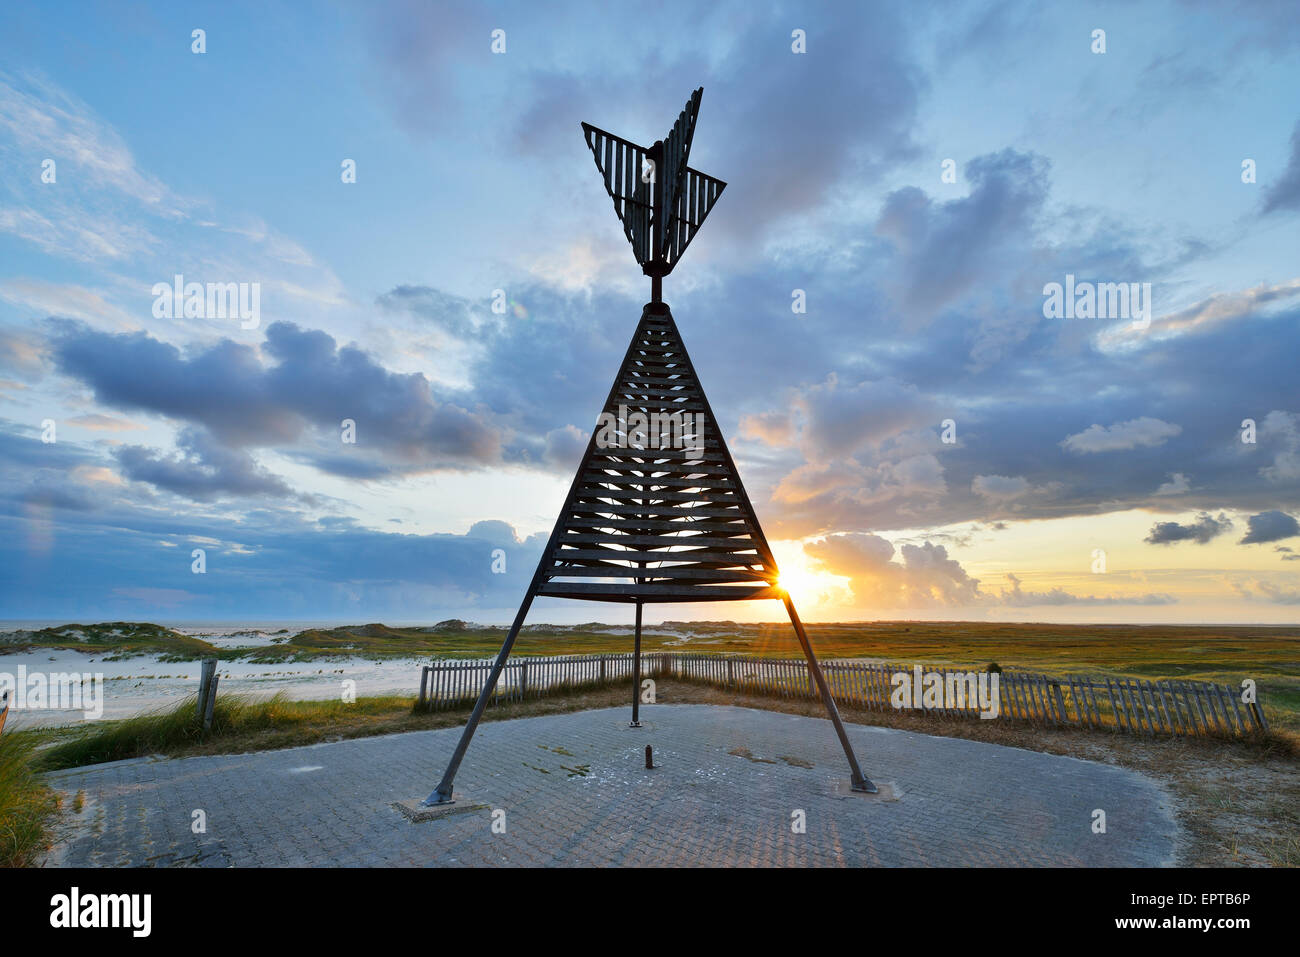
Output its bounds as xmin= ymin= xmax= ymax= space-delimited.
xmin=418 ymin=653 xmax=653 ymax=711
xmin=417 ymin=652 xmax=1267 ymax=738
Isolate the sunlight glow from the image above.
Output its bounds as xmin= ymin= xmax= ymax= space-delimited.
xmin=770 ymin=541 xmax=851 ymax=607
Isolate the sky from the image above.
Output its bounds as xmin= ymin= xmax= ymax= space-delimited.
xmin=0 ymin=0 xmax=1298 ymax=625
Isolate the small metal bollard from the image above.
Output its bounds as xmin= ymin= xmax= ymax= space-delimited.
xmin=645 ymin=745 xmax=654 ymax=769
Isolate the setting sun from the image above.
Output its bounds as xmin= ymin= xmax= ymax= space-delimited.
xmin=770 ymin=542 xmax=850 ymax=606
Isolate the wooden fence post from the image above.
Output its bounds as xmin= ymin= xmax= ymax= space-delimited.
xmin=197 ymin=658 xmax=216 ymax=723
xmin=203 ymin=674 xmax=218 ymax=732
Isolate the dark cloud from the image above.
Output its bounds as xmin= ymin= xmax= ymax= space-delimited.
xmin=1144 ymin=511 xmax=1232 ymax=545
xmin=1239 ymin=509 xmax=1300 ymax=544
xmin=1261 ymin=120 xmax=1300 ymax=216
xmin=874 ymin=150 xmax=1050 ymax=320
xmin=116 ymin=427 xmax=297 ymax=502
xmin=0 ymin=489 xmax=548 ymax=620
xmin=374 ymin=285 xmax=489 ymax=339
xmin=52 ymin=321 xmax=505 ymax=481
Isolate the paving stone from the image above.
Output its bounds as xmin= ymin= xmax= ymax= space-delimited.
xmin=44 ymin=704 xmax=1177 ymax=867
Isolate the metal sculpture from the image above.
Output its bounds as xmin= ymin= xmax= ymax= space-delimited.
xmin=425 ymin=89 xmax=875 ymax=804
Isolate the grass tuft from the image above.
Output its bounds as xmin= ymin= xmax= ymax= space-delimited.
xmin=0 ymin=732 xmax=60 ymax=866
xmin=39 ymin=692 xmax=442 ymax=771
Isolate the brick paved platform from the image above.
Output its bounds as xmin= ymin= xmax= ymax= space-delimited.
xmin=44 ymin=704 xmax=1178 ymax=866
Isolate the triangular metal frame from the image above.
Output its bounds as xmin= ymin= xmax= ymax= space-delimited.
xmin=426 ymin=303 xmax=876 ymax=804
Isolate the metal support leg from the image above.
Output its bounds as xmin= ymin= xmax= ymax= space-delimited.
xmin=783 ymin=593 xmax=876 ymax=793
xmin=630 ymin=601 xmax=643 ymax=727
xmin=423 ymin=590 xmax=536 ymax=805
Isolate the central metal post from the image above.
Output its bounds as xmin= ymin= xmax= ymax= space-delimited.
xmin=630 ymin=601 xmax=643 ymax=727
xmin=648 ymin=138 xmax=665 ymax=304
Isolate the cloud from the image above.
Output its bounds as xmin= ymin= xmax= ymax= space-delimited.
xmin=0 ymin=72 xmax=178 ymax=209
xmin=0 ymin=499 xmax=550 ymax=619
xmin=65 ymin=413 xmax=145 ymax=432
xmin=804 ymin=533 xmax=983 ymax=608
xmin=374 ymin=284 xmax=488 ymax=340
xmin=542 ymin=424 xmax=587 ymax=471
xmin=998 ymin=573 xmax=1176 ymax=607
xmin=1259 ymin=410 xmax=1300 ymax=483
xmin=803 ymin=535 xmax=1178 ymax=609
xmin=739 ymin=410 xmax=795 ymax=448
xmin=1144 ymin=511 xmax=1233 ymax=545
xmin=115 ymin=427 xmax=298 ymax=502
xmin=0 ymin=72 xmax=183 ymax=262
xmin=1115 ymin=279 xmax=1300 ymax=347
xmin=1061 ymin=417 xmax=1182 ymax=454
xmin=874 ymin=149 xmax=1051 ymax=320
xmin=52 ymin=320 xmax=506 ymax=480
xmin=1239 ymin=509 xmax=1300 ymax=545
xmin=781 ymin=373 xmax=938 ymax=459
xmin=1262 ymin=119 xmax=1300 ymax=216
xmin=1235 ymin=578 xmax=1300 ymax=604
xmin=465 ymin=519 xmax=521 ymax=548
xmin=0 ymin=326 xmax=47 ymax=379
xmin=366 ymin=0 xmax=924 ymax=265
xmin=0 ymin=278 xmax=137 ymax=330
xmin=1154 ymin=472 xmax=1190 ymax=495
xmin=972 ymin=474 xmax=1030 ymax=501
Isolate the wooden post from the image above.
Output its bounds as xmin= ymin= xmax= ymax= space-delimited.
xmin=1051 ymin=681 xmax=1067 ymax=726
xmin=202 ymin=674 xmax=218 ymax=733
xmin=197 ymin=659 xmax=216 ymax=723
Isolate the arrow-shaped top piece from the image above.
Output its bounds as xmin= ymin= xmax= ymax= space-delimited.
xmin=581 ymin=88 xmax=726 ymax=293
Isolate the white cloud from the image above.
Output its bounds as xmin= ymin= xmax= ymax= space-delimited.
xmin=1061 ymin=417 xmax=1181 ymax=454
xmin=1154 ymin=472 xmax=1190 ymax=495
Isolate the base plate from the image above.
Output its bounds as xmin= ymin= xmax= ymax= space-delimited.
xmin=392 ymin=796 xmax=489 ymax=822
xmin=832 ymin=779 xmax=902 ymax=801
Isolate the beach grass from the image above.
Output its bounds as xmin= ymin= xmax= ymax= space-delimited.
xmin=0 ymin=731 xmax=60 ymax=866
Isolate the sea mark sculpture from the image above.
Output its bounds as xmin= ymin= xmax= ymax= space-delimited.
xmin=426 ymin=89 xmax=875 ymax=804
